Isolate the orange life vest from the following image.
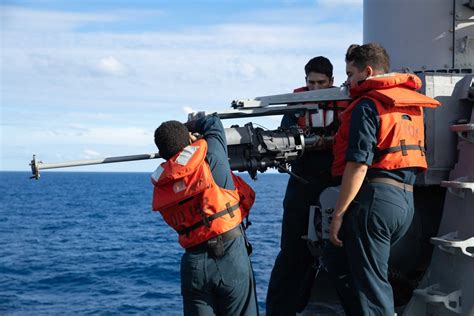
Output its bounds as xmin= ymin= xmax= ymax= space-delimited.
xmin=332 ymin=73 xmax=441 ymax=177
xmin=293 ymin=86 xmax=349 ymax=135
xmin=151 ymin=139 xmax=255 ymax=249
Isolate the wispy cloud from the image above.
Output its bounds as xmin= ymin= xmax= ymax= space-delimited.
xmin=1 ymin=5 xmax=165 ymax=33
xmin=97 ymin=56 xmax=128 ymax=76
xmin=30 ymin=126 xmax=151 ymax=146
xmin=1 ymin=5 xmax=118 ymax=32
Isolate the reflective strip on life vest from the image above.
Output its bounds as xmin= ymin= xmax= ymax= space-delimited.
xmin=151 ymin=166 xmax=164 ymax=182
xmin=175 ymin=145 xmax=199 ymax=166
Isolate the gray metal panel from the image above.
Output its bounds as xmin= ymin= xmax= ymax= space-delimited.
xmin=454 ymin=0 xmax=474 ymax=68
xmin=364 ymin=0 xmax=454 ymax=72
xmin=404 ymin=137 xmax=474 ymax=316
xmin=417 ymin=74 xmax=473 ymax=185
xmin=405 ymin=73 xmax=474 ymax=315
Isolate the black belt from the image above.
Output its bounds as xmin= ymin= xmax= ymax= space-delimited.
xmin=368 ymin=177 xmax=414 ymax=192
xmin=185 ymin=226 xmax=242 ymax=253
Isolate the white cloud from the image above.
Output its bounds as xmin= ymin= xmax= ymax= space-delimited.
xmin=0 ymin=5 xmax=164 ymax=33
xmin=3 ymin=124 xmax=152 ymax=147
xmin=97 ymin=56 xmax=127 ymax=76
xmin=1 ymin=5 xmax=117 ymax=32
xmin=62 ymin=126 xmax=151 ymax=146
xmin=228 ymin=58 xmax=260 ymax=79
xmin=183 ymin=106 xmax=196 ymax=114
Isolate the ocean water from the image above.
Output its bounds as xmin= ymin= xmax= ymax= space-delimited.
xmin=0 ymin=171 xmax=288 ymax=315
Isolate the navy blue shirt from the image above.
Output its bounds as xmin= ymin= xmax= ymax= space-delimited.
xmin=193 ymin=114 xmax=235 ymax=190
xmin=347 ymin=99 xmax=418 ymax=185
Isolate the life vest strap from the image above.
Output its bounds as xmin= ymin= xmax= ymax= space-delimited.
xmin=177 ymin=202 xmax=240 ymax=235
xmin=375 ymin=141 xmax=425 ymax=162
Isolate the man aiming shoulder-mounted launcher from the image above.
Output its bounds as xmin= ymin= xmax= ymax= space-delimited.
xmin=29 ymin=86 xmax=351 ymax=181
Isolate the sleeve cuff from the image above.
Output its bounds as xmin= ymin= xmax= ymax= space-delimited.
xmin=345 ymin=148 xmax=374 ymax=165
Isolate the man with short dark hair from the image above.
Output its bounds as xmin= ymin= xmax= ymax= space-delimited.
xmin=154 ymin=120 xmax=190 ymax=160
xmin=328 ymin=43 xmax=440 ymax=315
xmin=151 ymin=114 xmax=259 ymax=316
xmin=266 ymin=56 xmax=347 ymax=315
xmin=304 ymin=56 xmax=334 ymax=90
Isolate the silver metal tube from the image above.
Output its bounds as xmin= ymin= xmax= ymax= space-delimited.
xmin=30 ymin=153 xmax=161 ymax=179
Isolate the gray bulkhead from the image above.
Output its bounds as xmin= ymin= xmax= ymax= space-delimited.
xmin=364 ymin=1 xmax=473 ymax=315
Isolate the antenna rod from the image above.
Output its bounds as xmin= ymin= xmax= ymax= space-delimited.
xmin=29 ymin=153 xmax=161 ymax=180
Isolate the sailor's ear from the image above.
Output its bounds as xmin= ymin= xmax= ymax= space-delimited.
xmin=366 ymin=66 xmax=374 ymax=77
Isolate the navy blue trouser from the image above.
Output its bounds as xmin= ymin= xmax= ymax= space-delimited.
xmin=181 ymin=235 xmax=258 ymax=316
xmin=325 ymin=181 xmax=414 ymax=316
xmin=266 ymin=175 xmax=330 ymax=315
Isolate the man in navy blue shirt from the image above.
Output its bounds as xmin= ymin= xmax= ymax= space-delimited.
xmin=327 ymin=43 xmax=437 ymax=315
xmin=153 ymin=114 xmax=259 ymax=315
xmin=266 ymin=56 xmax=341 ymax=315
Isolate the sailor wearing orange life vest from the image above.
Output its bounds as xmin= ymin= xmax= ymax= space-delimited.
xmin=326 ymin=43 xmax=441 ymax=316
xmin=266 ymin=56 xmax=348 ymax=315
xmin=151 ymin=114 xmax=258 ymax=316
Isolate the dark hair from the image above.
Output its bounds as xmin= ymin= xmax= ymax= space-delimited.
xmin=304 ymin=56 xmax=333 ymax=78
xmin=345 ymin=43 xmax=390 ymax=73
xmin=154 ymin=120 xmax=189 ymax=160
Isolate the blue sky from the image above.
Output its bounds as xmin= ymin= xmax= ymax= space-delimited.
xmin=1 ymin=0 xmax=362 ymax=172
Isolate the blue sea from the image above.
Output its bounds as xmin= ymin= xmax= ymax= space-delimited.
xmin=0 ymin=171 xmax=288 ymax=315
